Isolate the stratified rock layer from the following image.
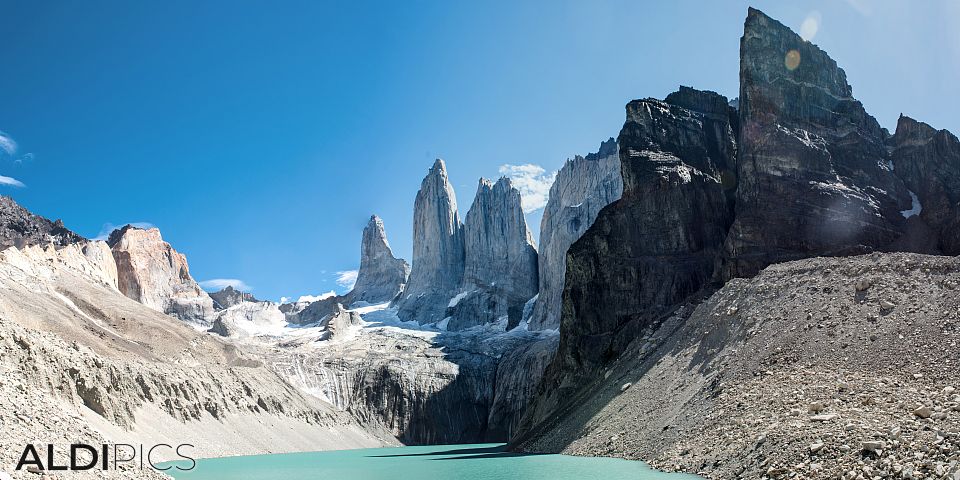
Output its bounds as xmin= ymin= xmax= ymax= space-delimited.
xmin=527 ymin=138 xmax=622 ymax=331
xmin=108 ymin=225 xmax=215 ymax=324
xmin=395 ymin=160 xmax=465 ymax=324
xmin=447 ymin=177 xmax=538 ymax=331
xmin=342 ymin=215 xmax=409 ymax=306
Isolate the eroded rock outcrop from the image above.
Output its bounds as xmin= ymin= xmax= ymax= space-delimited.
xmin=0 ymin=195 xmax=84 ymax=250
xmin=527 ymin=138 xmax=622 ymax=331
xmin=108 ymin=225 xmax=215 ymax=324
xmin=395 ymin=159 xmax=465 ymax=324
xmin=446 ymin=177 xmax=538 ymax=331
xmin=342 ymin=215 xmax=409 ymax=306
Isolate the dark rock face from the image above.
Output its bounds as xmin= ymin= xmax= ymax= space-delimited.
xmin=527 ymin=138 xmax=622 ymax=331
xmin=342 ymin=215 xmax=410 ymax=306
xmin=447 ymin=177 xmax=538 ymax=331
xmin=519 ymin=88 xmax=738 ymax=430
xmin=891 ymin=115 xmax=960 ymax=255
xmin=209 ymin=285 xmax=259 ymax=310
xmin=395 ymin=159 xmax=466 ymax=324
xmin=487 ymin=336 xmax=559 ymax=439
xmin=723 ymin=7 xmax=912 ymax=278
xmin=0 ymin=196 xmax=84 ymax=250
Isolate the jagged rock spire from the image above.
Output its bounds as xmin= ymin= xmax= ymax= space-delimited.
xmin=343 ymin=215 xmax=410 ymax=305
xmin=395 ymin=159 xmax=466 ymax=324
xmin=446 ymin=177 xmax=538 ymax=330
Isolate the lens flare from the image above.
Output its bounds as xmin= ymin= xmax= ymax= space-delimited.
xmin=785 ymin=49 xmax=801 ymax=70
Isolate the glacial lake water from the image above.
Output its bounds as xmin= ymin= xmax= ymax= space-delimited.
xmin=160 ymin=443 xmax=700 ymax=480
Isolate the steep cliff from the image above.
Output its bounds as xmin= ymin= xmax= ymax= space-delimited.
xmin=519 ymin=87 xmax=738 ymax=430
xmin=447 ymin=177 xmax=538 ymax=331
xmin=108 ymin=225 xmax=215 ymax=324
xmin=395 ymin=160 xmax=465 ymax=325
xmin=342 ymin=215 xmax=410 ymax=306
xmin=723 ymin=7 xmax=913 ymax=278
xmin=891 ymin=115 xmax=960 ymax=254
xmin=527 ymin=138 xmax=623 ymax=331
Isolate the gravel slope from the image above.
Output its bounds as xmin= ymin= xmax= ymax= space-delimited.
xmin=514 ymin=253 xmax=960 ymax=479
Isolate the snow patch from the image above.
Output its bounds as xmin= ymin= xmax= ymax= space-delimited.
xmin=448 ymin=290 xmax=471 ymax=308
xmin=901 ymin=190 xmax=923 ymax=218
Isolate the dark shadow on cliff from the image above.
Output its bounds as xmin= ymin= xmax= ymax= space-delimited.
xmin=366 ymin=444 xmax=546 ymax=460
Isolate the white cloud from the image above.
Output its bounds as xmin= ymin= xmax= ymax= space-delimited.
xmin=199 ymin=278 xmax=252 ymax=292
xmin=299 ymin=291 xmax=337 ymax=303
xmin=498 ymin=164 xmax=557 ymax=213
xmin=799 ymin=11 xmax=822 ymax=41
xmin=0 ymin=131 xmax=17 ymax=156
xmin=92 ymin=222 xmax=156 ymax=241
xmin=0 ymin=175 xmax=25 ymax=188
xmin=335 ymin=270 xmax=358 ymax=290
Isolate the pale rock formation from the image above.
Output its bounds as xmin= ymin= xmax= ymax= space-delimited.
xmin=107 ymin=225 xmax=215 ymax=324
xmin=341 ymin=215 xmax=409 ymax=306
xmin=395 ymin=159 xmax=465 ymax=324
xmin=447 ymin=177 xmax=538 ymax=331
xmin=527 ymin=138 xmax=622 ymax=331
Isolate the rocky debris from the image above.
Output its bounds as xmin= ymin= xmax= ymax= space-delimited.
xmin=209 ymin=285 xmax=260 ymax=310
xmin=447 ymin=177 xmax=538 ymax=331
xmin=723 ymin=8 xmax=915 ymax=279
xmin=891 ymin=114 xmax=960 ymax=254
xmin=527 ymin=138 xmax=622 ymax=331
xmin=513 ymin=252 xmax=960 ymax=479
xmin=341 ymin=215 xmax=410 ymax=306
xmin=394 ymin=159 xmax=466 ymax=325
xmin=108 ymin=225 xmax=215 ymax=325
xmin=0 ymin=195 xmax=85 ymax=250
xmin=519 ymin=85 xmax=738 ymax=433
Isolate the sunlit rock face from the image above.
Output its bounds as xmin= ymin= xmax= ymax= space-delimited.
xmin=108 ymin=225 xmax=215 ymax=324
xmin=395 ymin=159 xmax=466 ymax=325
xmin=446 ymin=177 xmax=538 ymax=331
xmin=526 ymin=138 xmax=622 ymax=331
xmin=723 ymin=7 xmax=914 ymax=278
xmin=342 ymin=215 xmax=410 ymax=306
xmin=891 ymin=115 xmax=960 ymax=255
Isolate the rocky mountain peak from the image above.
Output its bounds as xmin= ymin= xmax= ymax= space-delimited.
xmin=394 ymin=159 xmax=466 ymax=324
xmin=445 ymin=175 xmax=538 ymax=330
xmin=209 ymin=285 xmax=260 ymax=310
xmin=0 ymin=195 xmax=84 ymax=250
xmin=342 ymin=215 xmax=410 ymax=305
xmin=109 ymin=225 xmax=215 ymax=324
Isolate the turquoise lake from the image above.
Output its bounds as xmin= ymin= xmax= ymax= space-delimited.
xmin=159 ymin=443 xmax=700 ymax=480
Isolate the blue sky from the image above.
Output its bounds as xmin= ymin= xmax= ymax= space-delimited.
xmin=1 ymin=1 xmax=957 ymax=301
